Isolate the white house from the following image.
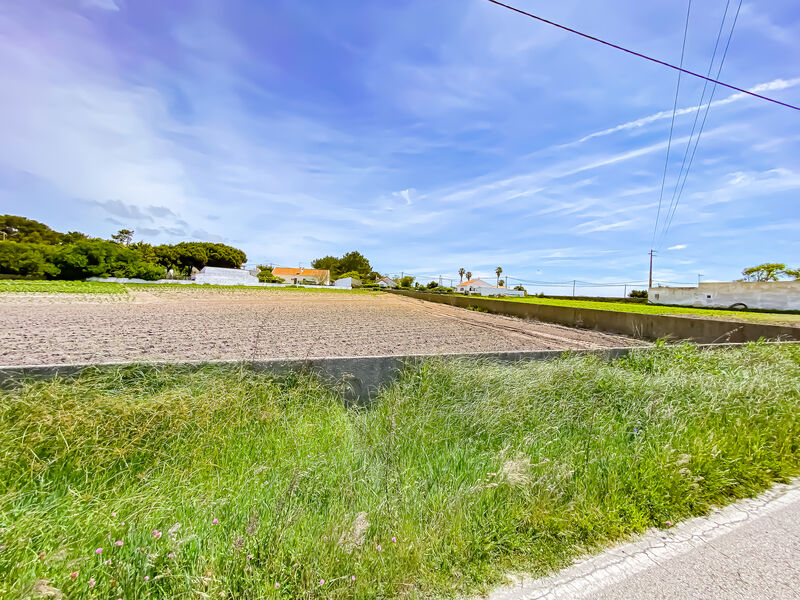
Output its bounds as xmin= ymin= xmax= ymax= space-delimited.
xmin=649 ymin=280 xmax=800 ymax=311
xmin=377 ymin=276 xmax=397 ymax=288
xmin=272 ymin=267 xmax=330 ymax=285
xmin=454 ymin=278 xmax=494 ymax=293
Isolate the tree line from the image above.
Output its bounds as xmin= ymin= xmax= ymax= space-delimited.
xmin=0 ymin=215 xmax=246 ymax=280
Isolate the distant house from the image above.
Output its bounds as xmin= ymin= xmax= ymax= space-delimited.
xmin=454 ymin=278 xmax=493 ymax=293
xmin=272 ymin=267 xmax=330 ymax=285
xmin=377 ymin=276 xmax=397 ymax=288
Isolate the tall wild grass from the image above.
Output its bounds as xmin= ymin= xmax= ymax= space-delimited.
xmin=1 ymin=342 xmax=799 ymax=598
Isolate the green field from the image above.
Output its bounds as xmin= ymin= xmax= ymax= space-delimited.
xmin=496 ymin=295 xmax=800 ymax=325
xmin=2 ymin=343 xmax=799 ymax=599
xmin=0 ymin=279 xmax=377 ymax=295
xmin=0 ymin=280 xmax=129 ymax=294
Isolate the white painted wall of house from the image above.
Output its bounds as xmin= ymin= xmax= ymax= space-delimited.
xmin=649 ymin=281 xmax=800 ymax=311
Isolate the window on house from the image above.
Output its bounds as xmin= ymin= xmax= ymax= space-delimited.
xmin=655 ymin=293 xmax=659 ymax=299
xmin=706 ymin=294 xmax=712 ymax=299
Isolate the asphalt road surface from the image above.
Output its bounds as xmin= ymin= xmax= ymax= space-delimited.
xmin=488 ymin=480 xmax=800 ymax=600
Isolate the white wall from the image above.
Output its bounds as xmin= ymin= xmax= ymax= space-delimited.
xmin=475 ymin=287 xmax=525 ymax=297
xmin=649 ymin=281 xmax=800 ymax=311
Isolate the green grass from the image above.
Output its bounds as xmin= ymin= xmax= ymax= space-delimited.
xmin=0 ymin=280 xmax=378 ymax=295
xmin=0 ymin=280 xmax=128 ymax=294
xmin=2 ymin=343 xmax=799 ymax=599
xmin=495 ymin=295 xmax=800 ymax=325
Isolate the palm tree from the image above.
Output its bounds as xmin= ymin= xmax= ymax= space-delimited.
xmin=495 ymin=266 xmax=503 ymax=287
xmin=458 ymin=267 xmax=465 ymax=283
xmin=466 ymin=271 xmax=472 ymax=282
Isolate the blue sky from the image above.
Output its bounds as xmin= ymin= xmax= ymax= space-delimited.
xmin=1 ymin=0 xmax=798 ymax=294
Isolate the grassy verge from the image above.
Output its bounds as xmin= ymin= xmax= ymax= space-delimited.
xmin=0 ymin=279 xmax=377 ymax=295
xmin=2 ymin=343 xmax=799 ymax=599
xmin=0 ymin=280 xmax=128 ymax=294
xmin=493 ymin=295 xmax=800 ymax=325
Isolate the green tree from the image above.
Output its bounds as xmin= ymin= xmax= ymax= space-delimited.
xmin=0 ymin=215 xmax=66 ymax=244
xmin=466 ymin=271 xmax=472 ymax=281
xmin=398 ymin=275 xmax=415 ymax=288
xmin=495 ymin=266 xmax=503 ymax=286
xmin=785 ymin=267 xmax=800 ymax=280
xmin=311 ymin=255 xmax=339 ymax=274
xmin=257 ymin=265 xmax=282 ymax=283
xmin=458 ymin=267 xmax=465 ymax=282
xmin=741 ymin=263 xmax=787 ymax=282
xmin=0 ymin=242 xmax=59 ymax=278
xmin=337 ymin=251 xmax=371 ymax=277
xmin=111 ymin=229 xmax=134 ymax=246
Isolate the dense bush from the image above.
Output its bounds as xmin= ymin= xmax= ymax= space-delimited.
xmin=256 ymin=265 xmax=282 ymax=283
xmin=629 ymin=289 xmax=648 ymax=299
xmin=0 ymin=215 xmax=246 ymax=281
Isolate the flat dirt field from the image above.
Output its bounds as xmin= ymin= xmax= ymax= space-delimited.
xmin=0 ymin=287 xmax=646 ymax=366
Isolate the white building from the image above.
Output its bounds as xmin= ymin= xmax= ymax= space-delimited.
xmin=377 ymin=276 xmax=397 ymax=288
xmin=334 ymin=277 xmax=361 ymax=289
xmin=454 ymin=278 xmax=494 ymax=293
xmin=649 ymin=280 xmax=800 ymax=311
xmin=194 ymin=266 xmax=260 ymax=285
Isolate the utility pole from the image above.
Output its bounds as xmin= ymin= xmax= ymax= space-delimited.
xmin=572 ymin=280 xmax=576 ymax=297
xmin=623 ymin=284 xmax=627 ymax=298
xmin=648 ymin=249 xmax=655 ymax=289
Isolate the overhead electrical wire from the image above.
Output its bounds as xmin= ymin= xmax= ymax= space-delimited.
xmin=652 ymin=0 xmax=693 ymax=250
xmin=657 ymin=0 xmax=744 ymax=249
xmin=655 ymin=0 xmax=732 ymax=249
xmin=484 ymin=0 xmax=800 ymax=111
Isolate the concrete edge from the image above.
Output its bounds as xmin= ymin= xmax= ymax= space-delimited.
xmin=1 ymin=342 xmax=796 ymax=402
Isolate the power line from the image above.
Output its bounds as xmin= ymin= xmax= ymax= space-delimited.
xmin=656 ymin=0 xmax=733 ymax=249
xmin=484 ymin=0 xmax=800 ymax=111
xmin=658 ymin=0 xmax=744 ymax=249
xmin=652 ymin=0 xmax=693 ymax=250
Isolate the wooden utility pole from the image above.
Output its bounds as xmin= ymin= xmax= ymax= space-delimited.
xmin=648 ymin=249 xmax=655 ymax=289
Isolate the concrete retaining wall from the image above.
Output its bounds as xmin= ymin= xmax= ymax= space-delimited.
xmin=391 ymin=290 xmax=800 ymax=343
xmin=1 ymin=344 xmax=795 ymax=403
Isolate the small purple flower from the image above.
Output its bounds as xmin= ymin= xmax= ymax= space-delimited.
xmin=212 ymin=518 xmax=219 ymax=525
xmin=168 ymin=553 xmax=175 ymax=559
xmin=247 ymin=554 xmax=252 ymax=560
xmin=112 ymin=512 xmax=117 ymax=517
xmin=115 ymin=540 xmax=123 ymax=546
xmin=95 ymin=547 xmax=103 ymax=555
xmin=144 ymin=576 xmax=150 ymax=581
xmin=275 ymin=582 xmax=280 ymax=589
xmin=152 ymin=530 xmax=162 ymax=539
xmin=351 ymin=575 xmax=356 ymax=582
xmin=319 ymin=579 xmax=325 ymax=585
xmin=88 ymin=579 xmax=96 ymax=588
xmin=391 ymin=537 xmax=397 ymax=543
xmin=376 ymin=544 xmax=382 ymax=551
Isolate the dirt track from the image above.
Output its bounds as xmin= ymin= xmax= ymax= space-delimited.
xmin=0 ymin=288 xmax=646 ymax=366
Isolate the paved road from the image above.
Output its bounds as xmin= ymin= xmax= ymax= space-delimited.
xmin=488 ymin=480 xmax=800 ymax=600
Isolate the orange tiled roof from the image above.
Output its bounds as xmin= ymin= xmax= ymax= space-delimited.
xmin=458 ymin=278 xmax=491 ymax=287
xmin=272 ymin=267 xmax=329 ymax=278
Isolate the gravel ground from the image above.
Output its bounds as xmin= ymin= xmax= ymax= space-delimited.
xmin=0 ymin=288 xmax=646 ymax=366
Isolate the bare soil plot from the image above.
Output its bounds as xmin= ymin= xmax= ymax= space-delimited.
xmin=0 ymin=287 xmax=645 ymax=366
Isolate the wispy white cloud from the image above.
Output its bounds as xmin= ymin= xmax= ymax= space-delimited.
xmin=572 ymin=78 xmax=800 ymax=145
xmin=668 ymin=244 xmax=687 ymax=250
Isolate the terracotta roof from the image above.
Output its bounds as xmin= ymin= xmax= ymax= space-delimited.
xmin=272 ymin=267 xmax=329 ymax=278
xmin=457 ymin=278 xmax=492 ymax=287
